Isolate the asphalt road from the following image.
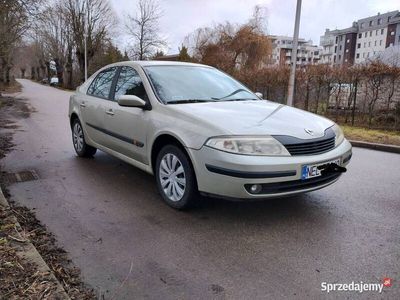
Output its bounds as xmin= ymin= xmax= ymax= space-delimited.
xmin=3 ymin=79 xmax=399 ymax=299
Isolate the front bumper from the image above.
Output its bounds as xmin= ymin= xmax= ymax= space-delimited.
xmin=187 ymin=139 xmax=352 ymax=199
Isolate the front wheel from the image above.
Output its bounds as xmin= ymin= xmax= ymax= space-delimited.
xmin=155 ymin=145 xmax=198 ymax=210
xmin=72 ymin=118 xmax=97 ymax=157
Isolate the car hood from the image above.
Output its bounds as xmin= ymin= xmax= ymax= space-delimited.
xmin=168 ymin=100 xmax=334 ymax=139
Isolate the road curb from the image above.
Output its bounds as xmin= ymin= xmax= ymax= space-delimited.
xmin=0 ymin=188 xmax=70 ymax=299
xmin=349 ymin=140 xmax=400 ymax=154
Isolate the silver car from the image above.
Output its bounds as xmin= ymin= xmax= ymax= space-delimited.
xmin=69 ymin=61 xmax=352 ymax=209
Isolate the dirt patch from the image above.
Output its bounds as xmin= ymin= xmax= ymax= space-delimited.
xmin=0 ymin=96 xmax=34 ymax=159
xmin=0 ymin=80 xmax=22 ymax=94
xmin=0 ymin=202 xmax=60 ymax=299
xmin=0 ymin=94 xmax=95 ymax=299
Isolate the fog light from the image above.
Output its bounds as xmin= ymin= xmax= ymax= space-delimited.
xmin=249 ymin=184 xmax=262 ymax=194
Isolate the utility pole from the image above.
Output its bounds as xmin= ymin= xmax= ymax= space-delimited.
xmin=287 ymin=0 xmax=302 ymax=106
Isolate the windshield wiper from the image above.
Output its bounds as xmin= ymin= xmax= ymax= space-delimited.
xmin=212 ymin=89 xmax=255 ymax=100
xmin=166 ymin=99 xmax=217 ymax=104
xmin=219 ymin=98 xmax=259 ymax=101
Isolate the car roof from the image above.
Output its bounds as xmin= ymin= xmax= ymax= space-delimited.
xmin=104 ymin=60 xmax=211 ymax=69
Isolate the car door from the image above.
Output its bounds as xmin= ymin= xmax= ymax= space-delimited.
xmin=81 ymin=67 xmax=118 ymax=147
xmin=102 ymin=66 xmax=149 ymax=164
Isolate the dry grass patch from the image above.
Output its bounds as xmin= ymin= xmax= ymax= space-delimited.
xmin=341 ymin=125 xmax=400 ymax=146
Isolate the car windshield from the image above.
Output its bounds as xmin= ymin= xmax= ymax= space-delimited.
xmin=144 ymin=65 xmax=259 ymax=104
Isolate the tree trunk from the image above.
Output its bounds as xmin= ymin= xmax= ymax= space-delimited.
xmin=351 ymin=80 xmax=358 ymax=126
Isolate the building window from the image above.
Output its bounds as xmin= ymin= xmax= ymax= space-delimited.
xmin=358 ymin=33 xmax=362 ymax=38
xmin=339 ymin=45 xmax=342 ymax=50
xmin=376 ymin=29 xmax=378 ymax=35
xmin=363 ymin=53 xmax=365 ymax=58
xmin=364 ymin=32 xmax=367 ymax=37
xmin=369 ymin=20 xmax=373 ymax=26
xmin=367 ymin=52 xmax=369 ymax=57
xmin=335 ymin=36 xmax=338 ymax=43
xmin=340 ymin=35 xmax=343 ymax=41
xmin=334 ymin=46 xmax=337 ymax=52
xmin=357 ymin=43 xmax=361 ymax=48
xmin=368 ymin=41 xmax=371 ymax=47
xmin=369 ymin=31 xmax=372 ymax=37
xmin=338 ymin=55 xmax=341 ymax=60
xmin=364 ymin=42 xmax=366 ymax=48
xmin=378 ymin=18 xmax=382 ymax=25
xmin=388 ymin=16 xmax=391 ymax=22
xmin=380 ymin=40 xmax=382 ymax=46
xmin=356 ymin=53 xmax=360 ymax=58
xmin=361 ymin=22 xmax=364 ymax=28
xmin=374 ymin=40 xmax=377 ymax=46
xmin=381 ymin=28 xmax=384 ymax=35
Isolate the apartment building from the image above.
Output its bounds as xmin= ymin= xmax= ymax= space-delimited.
xmin=320 ymin=10 xmax=400 ymax=65
xmin=269 ymin=35 xmax=322 ymax=66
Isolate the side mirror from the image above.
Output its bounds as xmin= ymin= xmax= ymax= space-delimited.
xmin=117 ymin=95 xmax=146 ymax=108
xmin=255 ymin=92 xmax=263 ymax=99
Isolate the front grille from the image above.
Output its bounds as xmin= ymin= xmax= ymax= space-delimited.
xmin=273 ymin=127 xmax=336 ymax=156
xmin=245 ymin=173 xmax=341 ymax=194
xmin=284 ymin=136 xmax=335 ymax=155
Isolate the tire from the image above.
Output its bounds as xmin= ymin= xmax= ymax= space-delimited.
xmin=71 ymin=118 xmax=97 ymax=157
xmin=155 ymin=145 xmax=198 ymax=210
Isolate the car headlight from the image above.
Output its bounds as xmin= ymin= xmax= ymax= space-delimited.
xmin=205 ymin=136 xmax=290 ymax=156
xmin=331 ymin=124 xmax=344 ymax=146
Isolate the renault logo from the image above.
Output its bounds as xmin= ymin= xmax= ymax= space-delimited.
xmin=304 ymin=128 xmax=314 ymax=136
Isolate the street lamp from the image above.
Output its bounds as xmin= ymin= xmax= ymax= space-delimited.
xmin=287 ymin=0 xmax=302 ymax=106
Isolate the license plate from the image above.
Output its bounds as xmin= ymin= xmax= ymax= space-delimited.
xmin=301 ymin=158 xmax=341 ymax=180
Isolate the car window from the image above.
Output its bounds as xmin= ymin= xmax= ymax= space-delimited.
xmin=114 ymin=66 xmax=148 ymax=101
xmin=87 ymin=67 xmax=117 ymax=99
xmin=144 ymin=66 xmax=257 ymax=103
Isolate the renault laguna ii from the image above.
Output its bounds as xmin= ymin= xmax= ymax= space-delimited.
xmin=69 ymin=61 xmax=352 ymax=209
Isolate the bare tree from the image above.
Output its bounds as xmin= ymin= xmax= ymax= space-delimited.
xmin=364 ymin=61 xmax=386 ymax=127
xmin=0 ymin=0 xmax=42 ymax=89
xmin=125 ymin=0 xmax=166 ymax=60
xmin=64 ymin=0 xmax=115 ymax=82
xmin=33 ymin=1 xmax=73 ymax=85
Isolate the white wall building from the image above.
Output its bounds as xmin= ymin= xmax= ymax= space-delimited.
xmin=269 ymin=35 xmax=322 ymax=66
xmin=320 ymin=10 xmax=400 ymax=65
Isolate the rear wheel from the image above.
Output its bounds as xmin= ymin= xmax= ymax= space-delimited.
xmin=155 ymin=145 xmax=198 ymax=210
xmin=72 ymin=118 xmax=97 ymax=157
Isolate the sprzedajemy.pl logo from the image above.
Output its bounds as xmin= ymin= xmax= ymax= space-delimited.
xmin=321 ymin=278 xmax=392 ymax=293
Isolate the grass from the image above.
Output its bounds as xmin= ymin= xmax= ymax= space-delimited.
xmin=341 ymin=125 xmax=400 ymax=146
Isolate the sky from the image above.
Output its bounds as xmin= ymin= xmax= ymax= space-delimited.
xmin=110 ymin=0 xmax=399 ymax=54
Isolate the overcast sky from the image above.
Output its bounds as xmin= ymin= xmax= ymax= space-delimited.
xmin=110 ymin=0 xmax=399 ymax=54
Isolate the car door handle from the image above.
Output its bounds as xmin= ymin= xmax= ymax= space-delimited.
xmin=105 ymin=109 xmax=114 ymax=116
xmin=80 ymin=101 xmax=86 ymax=107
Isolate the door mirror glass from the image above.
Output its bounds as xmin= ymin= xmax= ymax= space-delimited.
xmin=255 ymin=92 xmax=263 ymax=99
xmin=117 ymin=95 xmax=146 ymax=108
